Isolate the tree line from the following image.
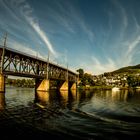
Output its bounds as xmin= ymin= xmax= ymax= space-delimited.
xmin=6 ymin=78 xmax=35 ymax=88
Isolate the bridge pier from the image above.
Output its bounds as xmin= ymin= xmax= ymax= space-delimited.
xmin=60 ymin=81 xmax=69 ymax=91
xmin=0 ymin=74 xmax=5 ymax=93
xmin=35 ymin=79 xmax=77 ymax=92
xmin=36 ymin=79 xmax=50 ymax=92
xmin=58 ymin=81 xmax=77 ymax=91
xmin=70 ymin=83 xmax=77 ymax=90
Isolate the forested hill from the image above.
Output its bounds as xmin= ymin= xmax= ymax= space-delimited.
xmin=110 ymin=64 xmax=140 ymax=75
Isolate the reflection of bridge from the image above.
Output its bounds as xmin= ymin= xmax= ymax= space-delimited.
xmin=0 ymin=41 xmax=77 ymax=92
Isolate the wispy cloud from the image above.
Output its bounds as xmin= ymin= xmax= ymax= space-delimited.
xmin=111 ymin=0 xmax=128 ymax=40
xmin=90 ymin=56 xmax=116 ymax=74
xmin=76 ymin=55 xmax=117 ymax=75
xmin=0 ymin=0 xmax=23 ymax=22
xmin=112 ymin=0 xmax=128 ymax=29
xmin=26 ymin=17 xmax=57 ymax=56
xmin=133 ymin=15 xmax=140 ymax=31
xmin=19 ymin=0 xmax=57 ymax=56
xmin=69 ymin=4 xmax=95 ymax=42
xmin=7 ymin=38 xmax=53 ymax=62
xmin=103 ymin=0 xmax=140 ymax=70
xmin=49 ymin=1 xmax=95 ymax=42
xmin=8 ymin=38 xmax=38 ymax=57
xmin=0 ymin=0 xmax=58 ymax=57
xmin=122 ymin=35 xmax=140 ymax=66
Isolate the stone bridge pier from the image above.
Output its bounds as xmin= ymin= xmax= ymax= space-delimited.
xmin=35 ymin=78 xmax=77 ymax=92
xmin=0 ymin=74 xmax=5 ymax=93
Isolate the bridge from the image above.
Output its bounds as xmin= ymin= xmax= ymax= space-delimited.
xmin=0 ymin=41 xmax=78 ymax=92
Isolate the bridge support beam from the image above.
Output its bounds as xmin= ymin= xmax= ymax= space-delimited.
xmin=70 ymin=83 xmax=77 ymax=90
xmin=36 ymin=79 xmax=50 ymax=92
xmin=60 ymin=81 xmax=68 ymax=91
xmin=0 ymin=74 xmax=5 ymax=93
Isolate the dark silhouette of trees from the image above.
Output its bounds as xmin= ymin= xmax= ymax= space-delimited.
xmin=127 ymin=75 xmax=140 ymax=87
xmin=76 ymin=68 xmax=84 ymax=79
xmin=6 ymin=78 xmax=35 ymax=88
xmin=76 ymin=69 xmax=94 ymax=86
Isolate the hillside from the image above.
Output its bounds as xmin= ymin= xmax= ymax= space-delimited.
xmin=110 ymin=64 xmax=140 ymax=75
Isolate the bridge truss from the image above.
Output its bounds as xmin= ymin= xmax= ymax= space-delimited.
xmin=0 ymin=46 xmax=77 ymax=82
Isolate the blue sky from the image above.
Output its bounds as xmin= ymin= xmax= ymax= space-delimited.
xmin=0 ymin=0 xmax=140 ymax=75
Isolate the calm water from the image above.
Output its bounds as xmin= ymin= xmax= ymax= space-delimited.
xmin=0 ymin=87 xmax=140 ymax=139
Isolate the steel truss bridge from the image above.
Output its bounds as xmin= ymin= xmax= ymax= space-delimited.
xmin=0 ymin=46 xmax=77 ymax=82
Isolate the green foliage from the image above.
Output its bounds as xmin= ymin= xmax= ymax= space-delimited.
xmin=76 ymin=68 xmax=84 ymax=79
xmin=127 ymin=75 xmax=140 ymax=87
xmin=82 ymin=73 xmax=94 ymax=86
xmin=6 ymin=78 xmax=35 ymax=88
xmin=76 ymin=69 xmax=94 ymax=86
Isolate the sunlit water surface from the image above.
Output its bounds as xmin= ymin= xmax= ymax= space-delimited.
xmin=0 ymin=87 xmax=140 ymax=139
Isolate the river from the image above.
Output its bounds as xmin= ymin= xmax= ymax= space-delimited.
xmin=0 ymin=87 xmax=140 ymax=139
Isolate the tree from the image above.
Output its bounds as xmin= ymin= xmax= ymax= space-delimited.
xmin=76 ymin=68 xmax=84 ymax=79
xmin=127 ymin=75 xmax=139 ymax=87
xmin=76 ymin=68 xmax=95 ymax=87
xmin=81 ymin=73 xmax=94 ymax=86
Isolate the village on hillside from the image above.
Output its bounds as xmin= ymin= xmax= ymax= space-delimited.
xmin=77 ymin=65 xmax=140 ymax=89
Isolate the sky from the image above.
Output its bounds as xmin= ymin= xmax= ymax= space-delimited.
xmin=0 ymin=0 xmax=140 ymax=75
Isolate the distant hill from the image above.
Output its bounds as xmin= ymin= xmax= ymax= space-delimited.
xmin=109 ymin=64 xmax=140 ymax=75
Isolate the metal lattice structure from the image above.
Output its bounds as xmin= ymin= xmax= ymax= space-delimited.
xmin=0 ymin=46 xmax=77 ymax=82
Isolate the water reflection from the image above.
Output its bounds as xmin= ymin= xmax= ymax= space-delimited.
xmin=34 ymin=91 xmax=49 ymax=108
xmin=0 ymin=92 xmax=5 ymax=110
xmin=114 ymin=89 xmax=140 ymax=103
xmin=92 ymin=89 xmax=140 ymax=103
xmin=111 ymin=90 xmax=129 ymax=102
xmin=59 ymin=90 xmax=69 ymax=105
xmin=34 ymin=90 xmax=78 ymax=110
xmin=1 ymin=87 xmax=140 ymax=139
xmin=34 ymin=89 xmax=140 ymax=110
